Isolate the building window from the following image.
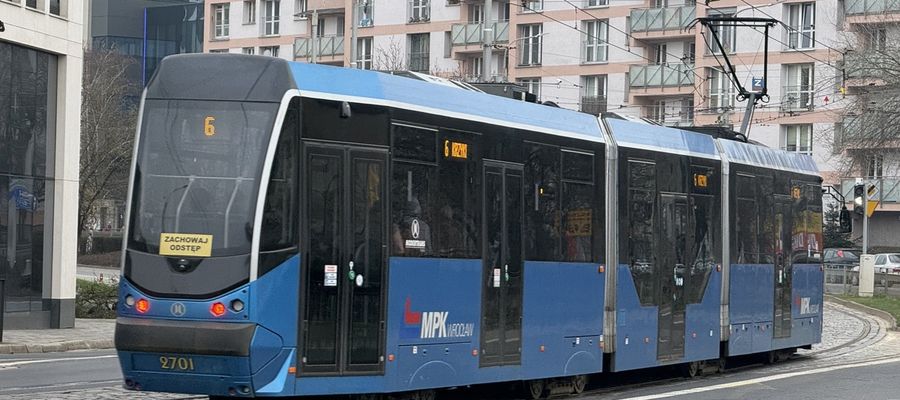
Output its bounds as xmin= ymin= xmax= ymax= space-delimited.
xmin=316 ymin=17 xmax=325 ymax=36
xmin=469 ymin=3 xmax=483 ymax=23
xmin=651 ymin=43 xmax=667 ymax=65
xmin=358 ymin=0 xmax=374 ymax=27
xmin=264 ymin=0 xmax=280 ymax=36
xmin=708 ymin=68 xmax=733 ymax=110
xmin=519 ymin=24 xmax=542 ymax=66
xmin=408 ymin=33 xmax=430 ymax=72
xmin=261 ymin=45 xmax=280 ymax=57
xmin=706 ymin=11 xmax=735 ymax=54
xmin=783 ymin=63 xmax=814 ymax=111
xmin=522 ymin=0 xmax=542 ymax=12
xmin=244 ymin=0 xmax=256 ymax=24
xmin=869 ymin=26 xmax=887 ymax=50
xmin=242 ymin=47 xmax=256 ymax=54
xmin=786 ymin=3 xmax=815 ymax=50
xmin=586 ymin=0 xmax=607 ymax=7
xmin=784 ymin=125 xmax=812 ymax=155
xmin=213 ymin=3 xmax=230 ymax=39
xmin=581 ymin=75 xmax=607 ymax=115
xmin=358 ymin=37 xmax=373 ymax=69
xmin=681 ymin=98 xmax=694 ymax=123
xmin=517 ymin=77 xmax=541 ymax=101
xmin=294 ymin=0 xmax=307 ymax=19
xmin=684 ymin=41 xmax=696 ymax=63
xmin=583 ymin=20 xmax=608 ymax=63
xmin=866 ymin=154 xmax=884 ymax=178
xmin=648 ymin=99 xmax=666 ymax=123
xmin=409 ymin=0 xmax=430 ymax=22
xmin=49 ymin=0 xmax=61 ymax=16
xmin=209 ymin=49 xmax=228 ymax=53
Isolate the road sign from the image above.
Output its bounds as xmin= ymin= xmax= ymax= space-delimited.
xmin=866 ymin=184 xmax=878 ymax=217
xmin=752 ymin=77 xmax=765 ymax=91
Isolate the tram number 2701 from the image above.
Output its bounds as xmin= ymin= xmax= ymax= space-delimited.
xmin=159 ymin=356 xmax=196 ymax=371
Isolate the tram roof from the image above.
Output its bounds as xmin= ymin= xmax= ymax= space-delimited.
xmin=287 ymin=62 xmax=605 ymax=143
xmin=719 ymin=138 xmax=819 ymax=176
xmin=605 ymin=118 xmax=720 ymax=160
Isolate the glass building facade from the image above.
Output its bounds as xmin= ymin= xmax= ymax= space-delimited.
xmin=0 ymin=41 xmax=57 ymax=325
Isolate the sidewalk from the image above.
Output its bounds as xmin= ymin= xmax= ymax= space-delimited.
xmin=0 ymin=318 xmax=115 ymax=354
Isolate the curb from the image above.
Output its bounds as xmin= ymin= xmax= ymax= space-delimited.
xmin=826 ymin=294 xmax=899 ymax=331
xmin=0 ymin=339 xmax=115 ymax=354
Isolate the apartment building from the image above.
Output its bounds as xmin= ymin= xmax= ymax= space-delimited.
xmin=836 ymin=0 xmax=900 ymax=248
xmin=205 ymin=0 xmax=845 ymax=183
xmin=0 ymin=0 xmax=84 ymax=329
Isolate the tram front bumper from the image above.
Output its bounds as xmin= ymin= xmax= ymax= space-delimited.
xmin=115 ymin=317 xmax=288 ymax=397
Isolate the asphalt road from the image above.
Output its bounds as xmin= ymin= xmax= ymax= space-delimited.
xmin=1 ymin=301 xmax=899 ymax=399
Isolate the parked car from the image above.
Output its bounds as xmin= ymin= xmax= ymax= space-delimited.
xmin=875 ymin=253 xmax=900 ymax=274
xmin=823 ymin=248 xmax=861 ymax=267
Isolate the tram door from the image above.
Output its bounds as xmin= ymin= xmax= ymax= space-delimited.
xmin=480 ymin=163 xmax=524 ymax=367
xmin=301 ymin=145 xmax=388 ymax=375
xmin=773 ymin=198 xmax=793 ymax=338
xmin=657 ymin=194 xmax=688 ymax=361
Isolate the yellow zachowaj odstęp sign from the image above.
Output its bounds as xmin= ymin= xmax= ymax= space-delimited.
xmin=159 ymin=233 xmax=213 ymax=257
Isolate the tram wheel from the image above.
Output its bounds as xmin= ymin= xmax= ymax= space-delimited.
xmin=765 ymin=350 xmax=777 ymax=364
xmin=571 ymin=375 xmax=588 ymax=394
xmin=684 ymin=361 xmax=701 ymax=378
xmin=526 ymin=379 xmax=547 ymax=399
xmin=416 ymin=390 xmax=436 ymax=400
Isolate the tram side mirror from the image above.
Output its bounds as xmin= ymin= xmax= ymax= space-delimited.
xmin=839 ymin=207 xmax=852 ymax=233
xmin=340 ymin=101 xmax=352 ymax=119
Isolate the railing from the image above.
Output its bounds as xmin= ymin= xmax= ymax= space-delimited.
xmin=841 ymin=177 xmax=900 ymax=204
xmin=630 ymin=5 xmax=696 ymax=33
xmin=580 ymin=95 xmax=608 ymax=115
xmin=451 ymin=22 xmax=509 ymax=45
xmin=643 ymin=105 xmax=693 ymax=126
xmin=629 ymin=63 xmax=694 ymax=87
xmin=844 ymin=52 xmax=890 ymax=80
xmin=781 ymin=85 xmax=814 ymax=112
xmin=294 ymin=35 xmax=345 ymax=58
xmin=844 ymin=0 xmax=900 ymax=15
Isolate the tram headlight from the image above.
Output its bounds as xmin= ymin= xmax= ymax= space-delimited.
xmin=230 ymin=299 xmax=245 ymax=312
xmin=125 ymin=295 xmax=135 ymax=307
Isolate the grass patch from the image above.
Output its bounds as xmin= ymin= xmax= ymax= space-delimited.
xmin=839 ymin=294 xmax=900 ymax=323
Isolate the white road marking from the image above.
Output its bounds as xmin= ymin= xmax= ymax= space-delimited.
xmin=619 ymin=356 xmax=900 ymax=400
xmin=0 ymin=355 xmax=118 ymax=369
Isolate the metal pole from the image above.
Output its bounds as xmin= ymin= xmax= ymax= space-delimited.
xmin=350 ymin=0 xmax=358 ymax=68
xmin=739 ymin=92 xmax=757 ymax=136
xmin=311 ymin=9 xmax=319 ymax=64
xmin=482 ymin=0 xmax=493 ymax=82
xmin=863 ymin=180 xmax=869 ymax=254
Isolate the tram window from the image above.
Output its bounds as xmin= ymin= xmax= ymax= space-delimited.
xmin=261 ymin=99 xmax=299 ymax=253
xmin=392 ymin=124 xmax=436 ymax=163
xmin=436 ymin=132 xmax=480 ymax=258
xmin=687 ymin=195 xmax=715 ymax=303
xmin=736 ymin=199 xmax=758 ymax=264
xmin=562 ymin=182 xmax=593 ymax=262
xmin=628 ymin=159 xmax=656 ymax=306
xmin=562 ymin=150 xmax=593 ymax=183
xmin=524 ymin=144 xmax=560 ymax=261
xmin=391 ymin=162 xmax=435 ymax=256
xmin=757 ymin=177 xmax=775 ymax=264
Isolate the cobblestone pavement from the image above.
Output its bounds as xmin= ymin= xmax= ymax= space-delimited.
xmin=5 ymin=301 xmax=896 ymax=400
xmin=0 ymin=319 xmax=115 ymax=354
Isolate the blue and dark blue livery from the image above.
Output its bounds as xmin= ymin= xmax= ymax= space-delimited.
xmin=114 ymin=54 xmax=824 ymax=398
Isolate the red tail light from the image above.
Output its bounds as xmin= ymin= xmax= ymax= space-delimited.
xmin=210 ymin=302 xmax=226 ymax=317
xmin=136 ymin=299 xmax=150 ymax=314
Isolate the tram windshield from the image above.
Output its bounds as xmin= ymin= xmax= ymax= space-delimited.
xmin=128 ymin=99 xmax=278 ymax=257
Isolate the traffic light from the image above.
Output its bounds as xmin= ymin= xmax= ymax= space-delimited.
xmin=854 ymin=184 xmax=865 ymax=215
xmin=840 ymin=206 xmax=852 ymax=233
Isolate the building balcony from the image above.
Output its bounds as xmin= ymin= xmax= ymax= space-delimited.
xmin=629 ymin=63 xmax=695 ymax=88
xmin=580 ymin=95 xmax=608 ymax=115
xmin=451 ymin=22 xmax=509 ymax=47
xmin=841 ymin=177 xmax=900 ymax=204
xmin=844 ymin=0 xmax=900 ymax=16
xmin=781 ymin=86 xmax=814 ymax=112
xmin=294 ymin=35 xmax=345 ymax=59
xmin=629 ymin=5 xmax=696 ymax=38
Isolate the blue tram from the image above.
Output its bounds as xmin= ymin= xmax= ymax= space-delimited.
xmin=114 ymin=54 xmax=823 ymax=398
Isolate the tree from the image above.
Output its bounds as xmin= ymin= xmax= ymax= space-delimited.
xmin=78 ymin=48 xmax=138 ymax=244
xmin=837 ymin=20 xmax=900 ymax=176
xmin=374 ymin=37 xmax=407 ymax=71
xmin=823 ymin=202 xmax=854 ymax=249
